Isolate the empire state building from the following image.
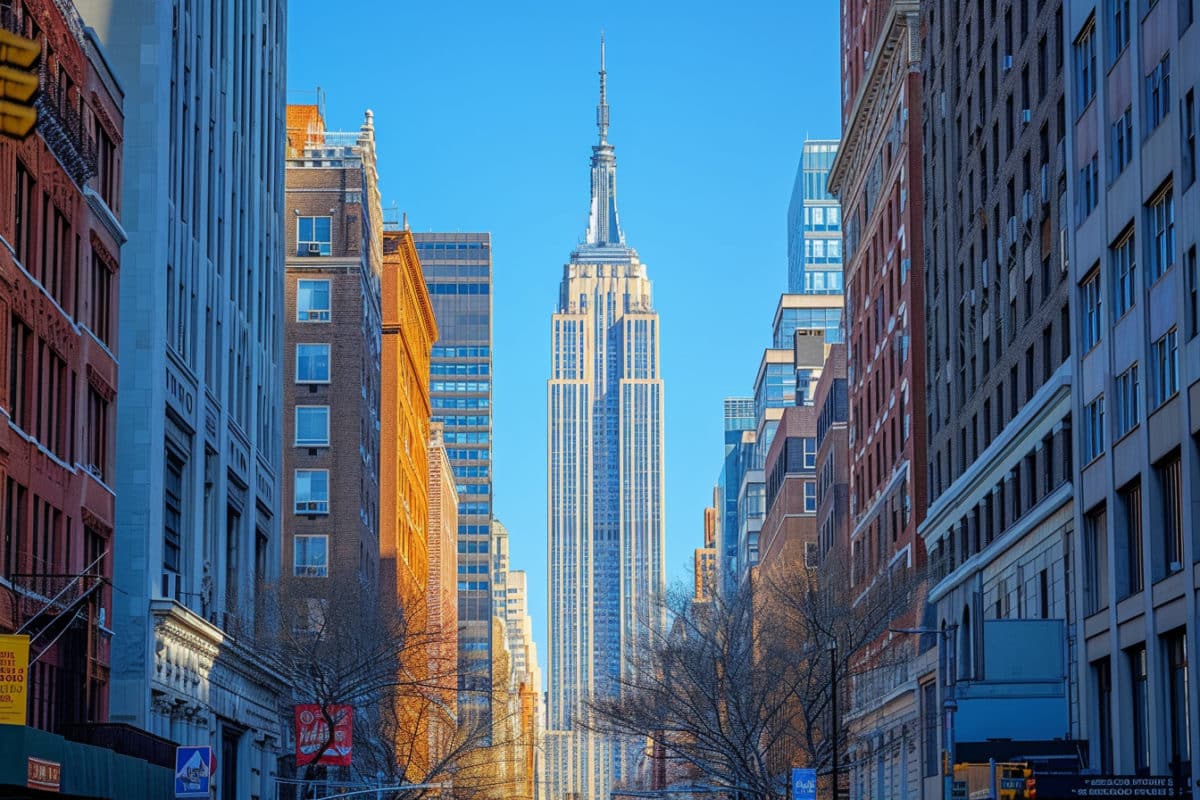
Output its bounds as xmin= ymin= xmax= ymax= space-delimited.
xmin=546 ymin=37 xmax=666 ymax=800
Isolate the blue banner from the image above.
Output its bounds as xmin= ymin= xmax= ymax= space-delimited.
xmin=792 ymin=767 xmax=817 ymax=800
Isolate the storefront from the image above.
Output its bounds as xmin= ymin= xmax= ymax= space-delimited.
xmin=0 ymin=725 xmax=172 ymax=799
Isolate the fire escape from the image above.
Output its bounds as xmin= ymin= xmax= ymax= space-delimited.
xmin=6 ymin=552 xmax=109 ymax=729
xmin=35 ymin=62 xmax=98 ymax=187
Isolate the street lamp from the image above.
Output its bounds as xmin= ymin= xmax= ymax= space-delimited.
xmin=888 ymin=626 xmax=958 ymax=800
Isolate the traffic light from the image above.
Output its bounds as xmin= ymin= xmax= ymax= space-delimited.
xmin=1023 ymin=767 xmax=1036 ymax=800
xmin=0 ymin=29 xmax=39 ymax=139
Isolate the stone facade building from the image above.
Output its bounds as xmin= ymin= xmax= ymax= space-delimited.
xmin=1065 ymin=0 xmax=1200 ymax=782
xmin=80 ymin=1 xmax=288 ymax=795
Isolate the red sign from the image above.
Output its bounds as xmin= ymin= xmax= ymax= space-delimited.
xmin=27 ymin=757 xmax=61 ymax=791
xmin=294 ymin=704 xmax=353 ymax=766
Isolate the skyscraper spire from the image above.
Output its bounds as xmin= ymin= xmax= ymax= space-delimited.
xmin=583 ymin=32 xmax=625 ymax=249
xmin=597 ymin=32 xmax=609 ymax=144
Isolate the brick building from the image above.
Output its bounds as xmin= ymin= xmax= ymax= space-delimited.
xmin=426 ymin=422 xmax=458 ymax=763
xmin=757 ymin=330 xmax=833 ymax=578
xmin=282 ymin=105 xmax=382 ymax=596
xmin=813 ymin=344 xmax=849 ymax=564
xmin=919 ymin=0 xmax=1079 ymax=787
xmin=381 ymin=227 xmax=437 ymax=609
xmin=381 ymin=226 xmax=439 ymax=776
xmin=827 ymin=0 xmax=928 ymax=795
xmin=693 ymin=503 xmax=717 ymax=601
xmin=0 ymin=0 xmax=124 ymax=734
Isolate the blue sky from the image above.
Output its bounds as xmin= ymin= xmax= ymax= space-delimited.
xmin=287 ymin=0 xmax=842 ymax=687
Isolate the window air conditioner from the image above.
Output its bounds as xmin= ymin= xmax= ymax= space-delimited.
xmin=161 ymin=571 xmax=181 ymax=601
xmin=306 ymin=242 xmax=323 ymax=255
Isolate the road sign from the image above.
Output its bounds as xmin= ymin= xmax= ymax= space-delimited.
xmin=175 ymin=746 xmax=213 ymax=798
xmin=791 ymin=768 xmax=816 ymax=800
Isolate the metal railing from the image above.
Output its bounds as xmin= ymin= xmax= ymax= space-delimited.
xmin=36 ymin=65 xmax=99 ymax=187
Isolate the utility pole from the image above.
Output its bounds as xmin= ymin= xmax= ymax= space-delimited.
xmin=829 ymin=641 xmax=838 ymax=800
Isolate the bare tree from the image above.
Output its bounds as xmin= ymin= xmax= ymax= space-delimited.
xmin=587 ymin=551 xmax=923 ymax=800
xmin=588 ymin=582 xmax=804 ymax=800
xmin=764 ymin=551 xmax=925 ymax=786
xmin=259 ymin=577 xmax=490 ymax=800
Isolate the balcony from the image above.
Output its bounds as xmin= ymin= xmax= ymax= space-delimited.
xmin=36 ymin=66 xmax=99 ymax=187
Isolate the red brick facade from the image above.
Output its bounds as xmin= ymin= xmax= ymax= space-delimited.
xmin=0 ymin=0 xmax=123 ymax=732
xmin=830 ymin=2 xmax=928 ymax=585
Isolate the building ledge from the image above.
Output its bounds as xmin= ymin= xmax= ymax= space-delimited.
xmin=828 ymin=0 xmax=921 ymax=196
xmin=921 ymin=361 xmax=1072 ymax=537
xmin=928 ymin=482 xmax=1073 ymax=603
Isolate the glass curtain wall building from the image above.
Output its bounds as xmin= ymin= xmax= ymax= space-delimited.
xmin=415 ymin=232 xmax=494 ymax=733
xmin=787 ymin=140 xmax=843 ymax=294
xmin=717 ymin=398 xmax=755 ymax=595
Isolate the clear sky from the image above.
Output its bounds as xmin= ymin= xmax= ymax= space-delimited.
xmin=286 ymin=0 xmax=843 ymax=687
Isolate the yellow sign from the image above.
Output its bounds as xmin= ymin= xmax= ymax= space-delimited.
xmin=0 ymin=633 xmax=30 ymax=726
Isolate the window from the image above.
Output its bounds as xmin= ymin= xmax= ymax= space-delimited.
xmin=8 ymin=316 xmax=31 ymax=432
xmin=1111 ymin=229 xmax=1136 ymax=317
xmin=296 ymin=279 xmax=331 ymax=321
xmin=1146 ymin=55 xmax=1171 ymax=134
xmin=802 ymin=437 xmax=817 ymax=469
xmin=1120 ymin=480 xmax=1143 ymax=596
xmin=297 ymin=216 xmax=332 ymax=256
xmin=296 ymin=344 xmax=331 ymax=383
xmin=1114 ymin=364 xmax=1139 ymax=437
xmin=14 ymin=161 xmax=34 ymax=270
xmin=1184 ymin=91 xmax=1196 ymax=188
xmin=1164 ymin=631 xmax=1191 ymax=776
xmin=1111 ymin=107 xmax=1133 ymax=178
xmin=1109 ymin=0 xmax=1130 ymax=58
xmin=1083 ymin=395 xmax=1105 ymax=462
xmin=1084 ymin=505 xmax=1108 ymax=614
xmin=803 ymin=481 xmax=816 ymax=513
xmin=91 ymin=254 xmax=114 ymax=345
xmin=1147 ymin=187 xmax=1175 ymax=282
xmin=1188 ymin=247 xmax=1199 ymax=338
xmin=1092 ymin=658 xmax=1114 ymax=771
xmin=1075 ymin=21 xmax=1097 ymax=108
xmin=293 ymin=535 xmax=328 ymax=577
xmin=86 ymin=389 xmax=109 ymax=481
xmin=295 ymin=406 xmax=330 ymax=447
xmin=294 ymin=469 xmax=330 ymax=514
xmin=1150 ymin=328 xmax=1178 ymax=408
xmin=1077 ymin=154 xmax=1099 ymax=221
xmin=1129 ymin=645 xmax=1150 ymax=775
xmin=1081 ymin=268 xmax=1102 ymax=350
xmin=1157 ymin=453 xmax=1183 ymax=572
xmin=164 ymin=451 xmax=184 ymax=575
xmin=922 ymin=682 xmax=939 ymax=777
xmin=1183 ymin=0 xmax=1196 ymax=31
